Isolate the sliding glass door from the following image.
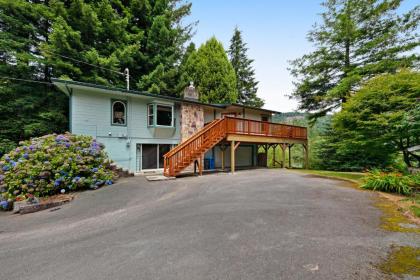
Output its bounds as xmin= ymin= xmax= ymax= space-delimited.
xmin=142 ymin=144 xmax=158 ymax=170
xmin=140 ymin=144 xmax=172 ymax=170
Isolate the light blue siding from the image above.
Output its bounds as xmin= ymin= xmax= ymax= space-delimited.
xmin=71 ymin=88 xmax=181 ymax=172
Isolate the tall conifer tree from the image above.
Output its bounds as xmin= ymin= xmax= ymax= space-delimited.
xmin=289 ymin=0 xmax=419 ymax=119
xmin=181 ymin=37 xmax=238 ymax=104
xmin=228 ymin=27 xmax=264 ymax=107
xmin=0 ymin=0 xmax=195 ymax=153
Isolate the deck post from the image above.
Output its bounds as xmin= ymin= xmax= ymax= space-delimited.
xmin=265 ymin=144 xmax=268 ymax=167
xmin=231 ymin=140 xmax=235 ymax=173
xmin=280 ymin=144 xmax=287 ymax=168
xmin=199 ymin=155 xmax=203 ymax=175
xmin=288 ymin=144 xmax=294 ymax=168
xmin=272 ymin=144 xmax=276 ymax=167
xmin=221 ymin=149 xmax=225 ymax=170
xmin=220 ymin=143 xmax=227 ymax=171
xmin=303 ymin=143 xmax=309 ymax=169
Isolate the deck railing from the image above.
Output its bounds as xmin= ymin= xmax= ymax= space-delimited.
xmin=225 ymin=116 xmax=307 ymax=139
xmin=163 ymin=116 xmax=307 ymax=177
xmin=163 ymin=118 xmax=227 ymax=176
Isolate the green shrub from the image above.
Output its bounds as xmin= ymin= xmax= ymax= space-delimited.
xmin=0 ymin=138 xmax=16 ymax=157
xmin=0 ymin=133 xmax=116 ymax=205
xmin=361 ymin=170 xmax=418 ymax=195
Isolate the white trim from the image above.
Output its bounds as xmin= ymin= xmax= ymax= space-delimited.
xmin=111 ymin=100 xmax=127 ymax=126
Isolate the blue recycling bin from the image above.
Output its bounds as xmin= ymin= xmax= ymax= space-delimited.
xmin=204 ymin=158 xmax=215 ymax=170
xmin=209 ymin=158 xmax=215 ymax=169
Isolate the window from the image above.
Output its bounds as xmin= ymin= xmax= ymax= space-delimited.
xmin=112 ymin=100 xmax=126 ymax=126
xmin=156 ymin=105 xmax=172 ymax=126
xmin=148 ymin=104 xmax=154 ymax=126
xmin=147 ymin=103 xmax=174 ymax=127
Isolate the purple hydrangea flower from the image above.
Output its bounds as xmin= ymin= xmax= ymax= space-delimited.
xmin=23 ymin=153 xmax=29 ymax=159
xmin=2 ymin=165 xmax=10 ymax=171
xmin=29 ymin=145 xmax=35 ymax=151
xmin=91 ymin=168 xmax=98 ymax=173
xmin=55 ymin=135 xmax=68 ymax=142
xmin=105 ymin=180 xmax=113 ymax=185
xmin=11 ymin=161 xmax=17 ymax=167
xmin=0 ymin=200 xmax=8 ymax=209
xmin=0 ymin=175 xmax=4 ymax=181
xmin=5 ymin=156 xmax=10 ymax=162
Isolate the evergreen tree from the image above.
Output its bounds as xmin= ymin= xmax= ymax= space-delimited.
xmin=315 ymin=70 xmax=420 ymax=170
xmin=180 ymin=37 xmax=237 ymax=104
xmin=289 ymin=0 xmax=419 ymax=119
xmin=228 ymin=27 xmax=264 ymax=107
xmin=0 ymin=0 xmax=67 ymax=154
xmin=44 ymin=0 xmax=194 ymax=94
xmin=0 ymin=0 xmax=194 ymax=153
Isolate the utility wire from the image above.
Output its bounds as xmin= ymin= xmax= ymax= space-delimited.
xmin=0 ymin=76 xmax=54 ymax=85
xmin=43 ymin=50 xmax=124 ymax=75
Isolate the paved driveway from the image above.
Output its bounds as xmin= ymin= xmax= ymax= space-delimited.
xmin=0 ymin=169 xmax=418 ymax=280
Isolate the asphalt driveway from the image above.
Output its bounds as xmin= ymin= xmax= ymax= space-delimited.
xmin=0 ymin=169 xmax=418 ymax=280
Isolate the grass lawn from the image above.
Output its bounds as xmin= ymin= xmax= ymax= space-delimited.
xmin=293 ymin=169 xmax=420 ymax=220
xmin=292 ymin=169 xmax=365 ymax=184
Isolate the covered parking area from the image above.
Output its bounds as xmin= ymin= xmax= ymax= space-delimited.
xmin=203 ymin=118 xmax=309 ymax=173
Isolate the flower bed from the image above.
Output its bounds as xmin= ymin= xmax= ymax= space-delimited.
xmin=0 ymin=133 xmax=117 ymax=210
xmin=362 ymin=170 xmax=419 ymax=195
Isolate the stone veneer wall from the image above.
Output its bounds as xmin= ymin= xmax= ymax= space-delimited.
xmin=180 ymin=103 xmax=204 ymax=142
xmin=180 ymin=103 xmax=204 ymax=172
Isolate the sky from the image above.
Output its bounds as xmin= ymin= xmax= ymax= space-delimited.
xmin=186 ymin=0 xmax=418 ymax=113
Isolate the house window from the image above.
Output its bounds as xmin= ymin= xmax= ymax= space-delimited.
xmin=112 ymin=100 xmax=126 ymax=125
xmin=148 ymin=104 xmax=154 ymax=126
xmin=148 ymin=103 xmax=174 ymax=127
xmin=156 ymin=105 xmax=172 ymax=126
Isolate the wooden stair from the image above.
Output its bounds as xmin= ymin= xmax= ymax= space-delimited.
xmin=163 ymin=118 xmax=227 ymax=177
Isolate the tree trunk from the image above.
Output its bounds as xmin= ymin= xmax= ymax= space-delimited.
xmin=402 ymin=150 xmax=412 ymax=167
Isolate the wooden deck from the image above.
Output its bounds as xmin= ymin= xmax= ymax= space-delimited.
xmin=163 ymin=117 xmax=308 ymax=177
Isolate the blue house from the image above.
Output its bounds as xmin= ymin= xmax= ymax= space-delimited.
xmin=53 ymin=79 xmax=308 ymax=176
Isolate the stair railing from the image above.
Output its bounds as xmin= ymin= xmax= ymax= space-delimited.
xmin=163 ymin=118 xmax=227 ymax=176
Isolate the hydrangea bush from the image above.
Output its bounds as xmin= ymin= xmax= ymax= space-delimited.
xmin=0 ymin=133 xmax=116 ymax=208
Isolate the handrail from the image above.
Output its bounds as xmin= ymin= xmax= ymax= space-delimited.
xmin=224 ymin=116 xmax=307 ymax=139
xmin=164 ymin=118 xmax=227 ymax=176
xmin=224 ymin=116 xmax=307 ymax=129
xmin=164 ymin=119 xmax=222 ymax=158
xmin=163 ymin=116 xmax=307 ymax=177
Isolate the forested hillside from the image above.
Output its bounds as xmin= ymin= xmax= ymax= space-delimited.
xmin=0 ymin=0 xmax=263 ymax=154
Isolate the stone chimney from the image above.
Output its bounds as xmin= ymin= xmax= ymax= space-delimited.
xmin=183 ymin=81 xmax=199 ymax=101
xmin=180 ymin=82 xmax=204 ymax=142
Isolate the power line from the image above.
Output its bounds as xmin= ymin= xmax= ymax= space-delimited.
xmin=0 ymin=76 xmax=53 ymax=85
xmin=43 ymin=49 xmax=124 ymax=75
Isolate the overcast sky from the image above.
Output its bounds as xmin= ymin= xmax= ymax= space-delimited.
xmin=188 ymin=0 xmax=418 ymax=113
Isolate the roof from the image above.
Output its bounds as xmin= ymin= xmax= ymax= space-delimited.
xmin=52 ymin=79 xmax=281 ymax=115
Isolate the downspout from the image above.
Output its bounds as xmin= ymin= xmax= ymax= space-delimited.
xmin=127 ymin=95 xmax=132 ymax=171
xmin=64 ymin=83 xmax=73 ymax=133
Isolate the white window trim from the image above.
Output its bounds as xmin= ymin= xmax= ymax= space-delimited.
xmin=147 ymin=103 xmax=174 ymax=128
xmin=111 ymin=100 xmax=127 ymax=126
xmin=147 ymin=104 xmax=155 ymax=127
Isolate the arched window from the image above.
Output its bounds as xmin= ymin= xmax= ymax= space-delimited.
xmin=112 ymin=100 xmax=126 ymax=125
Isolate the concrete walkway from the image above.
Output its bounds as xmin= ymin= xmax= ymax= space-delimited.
xmin=0 ymin=169 xmax=418 ymax=280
